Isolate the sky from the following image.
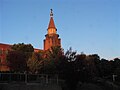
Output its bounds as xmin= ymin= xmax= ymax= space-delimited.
xmin=0 ymin=0 xmax=120 ymax=60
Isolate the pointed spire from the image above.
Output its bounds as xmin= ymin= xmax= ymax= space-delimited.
xmin=48 ymin=9 xmax=56 ymax=29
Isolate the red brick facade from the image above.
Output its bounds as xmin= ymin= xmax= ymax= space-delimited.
xmin=44 ymin=9 xmax=61 ymax=50
xmin=44 ymin=34 xmax=61 ymax=50
xmin=0 ymin=43 xmax=11 ymax=71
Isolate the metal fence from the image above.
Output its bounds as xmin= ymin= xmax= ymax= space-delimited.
xmin=0 ymin=73 xmax=62 ymax=84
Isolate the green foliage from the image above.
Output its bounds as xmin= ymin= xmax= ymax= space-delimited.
xmin=6 ymin=44 xmax=120 ymax=84
xmin=27 ymin=52 xmax=43 ymax=73
xmin=12 ymin=43 xmax=34 ymax=52
xmin=42 ymin=46 xmax=65 ymax=74
xmin=7 ymin=43 xmax=34 ymax=72
xmin=48 ymin=46 xmax=63 ymax=59
xmin=7 ymin=51 xmax=27 ymax=72
xmin=113 ymin=58 xmax=120 ymax=81
xmin=12 ymin=43 xmax=34 ymax=60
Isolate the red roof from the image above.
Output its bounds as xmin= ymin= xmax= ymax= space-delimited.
xmin=34 ymin=48 xmax=43 ymax=52
xmin=48 ymin=17 xmax=56 ymax=29
xmin=0 ymin=43 xmax=12 ymax=50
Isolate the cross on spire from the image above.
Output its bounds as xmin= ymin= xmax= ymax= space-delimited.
xmin=50 ymin=9 xmax=53 ymax=17
xmin=48 ymin=9 xmax=56 ymax=29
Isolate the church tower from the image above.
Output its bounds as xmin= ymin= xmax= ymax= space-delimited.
xmin=44 ymin=9 xmax=61 ymax=50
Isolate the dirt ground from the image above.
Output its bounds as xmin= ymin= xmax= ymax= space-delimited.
xmin=0 ymin=82 xmax=120 ymax=90
xmin=77 ymin=83 xmax=106 ymax=90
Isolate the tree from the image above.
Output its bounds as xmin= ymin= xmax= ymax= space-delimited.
xmin=75 ymin=53 xmax=86 ymax=71
xmin=65 ymin=47 xmax=77 ymax=62
xmin=63 ymin=47 xmax=79 ymax=90
xmin=12 ymin=43 xmax=34 ymax=60
xmin=27 ymin=52 xmax=43 ymax=74
xmin=86 ymin=54 xmax=100 ymax=77
xmin=42 ymin=46 xmax=64 ymax=74
xmin=7 ymin=51 xmax=26 ymax=72
xmin=7 ymin=43 xmax=34 ymax=72
xmin=12 ymin=43 xmax=34 ymax=52
xmin=74 ymin=54 xmax=87 ymax=82
xmin=113 ymin=58 xmax=120 ymax=82
xmin=99 ymin=58 xmax=111 ymax=77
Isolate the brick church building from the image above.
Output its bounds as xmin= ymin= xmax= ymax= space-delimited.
xmin=0 ymin=9 xmax=61 ymax=71
xmin=44 ymin=9 xmax=61 ymax=50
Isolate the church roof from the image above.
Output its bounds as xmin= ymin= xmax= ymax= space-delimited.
xmin=48 ymin=9 xmax=56 ymax=29
xmin=0 ymin=43 xmax=12 ymax=50
xmin=48 ymin=17 xmax=56 ymax=29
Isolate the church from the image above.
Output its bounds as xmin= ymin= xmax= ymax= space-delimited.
xmin=0 ymin=9 xmax=61 ymax=71
xmin=44 ymin=9 xmax=61 ymax=50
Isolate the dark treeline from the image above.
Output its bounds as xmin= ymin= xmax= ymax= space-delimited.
xmin=5 ymin=43 xmax=120 ymax=90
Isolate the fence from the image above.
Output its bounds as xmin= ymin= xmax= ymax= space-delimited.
xmin=0 ymin=73 xmax=62 ymax=84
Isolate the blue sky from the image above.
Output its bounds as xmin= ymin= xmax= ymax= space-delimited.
xmin=0 ymin=0 xmax=120 ymax=59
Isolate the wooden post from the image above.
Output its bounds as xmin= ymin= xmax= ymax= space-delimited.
xmin=113 ymin=74 xmax=117 ymax=82
xmin=46 ymin=75 xmax=48 ymax=84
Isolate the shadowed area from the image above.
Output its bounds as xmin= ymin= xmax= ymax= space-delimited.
xmin=77 ymin=83 xmax=105 ymax=90
xmin=0 ymin=83 xmax=61 ymax=90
